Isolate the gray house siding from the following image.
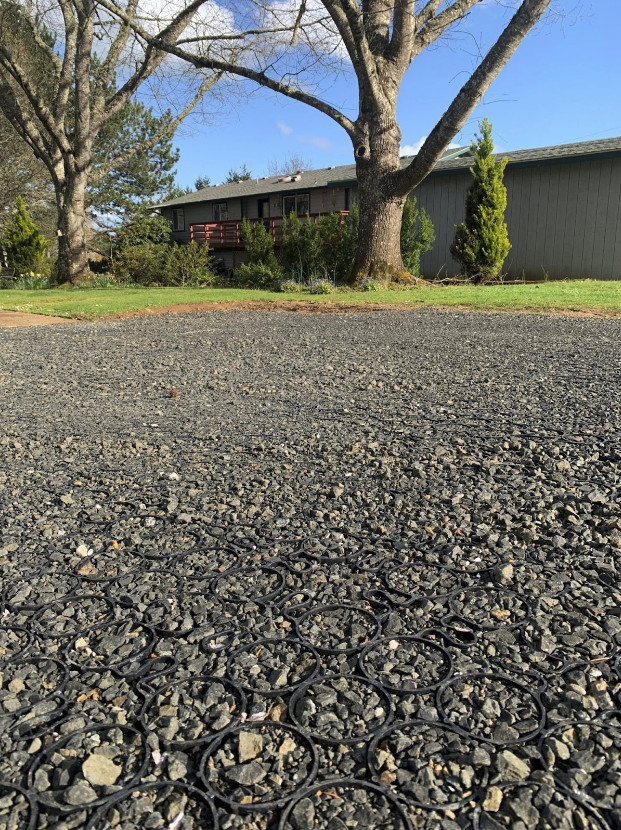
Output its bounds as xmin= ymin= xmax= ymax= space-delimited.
xmin=417 ymin=155 xmax=621 ymax=279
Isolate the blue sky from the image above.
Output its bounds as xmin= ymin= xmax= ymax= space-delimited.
xmin=173 ymin=1 xmax=619 ymax=189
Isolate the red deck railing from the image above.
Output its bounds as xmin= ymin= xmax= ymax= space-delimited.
xmin=190 ymin=212 xmax=349 ymax=248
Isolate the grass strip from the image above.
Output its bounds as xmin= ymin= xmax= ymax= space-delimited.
xmin=0 ymin=281 xmax=620 ymax=320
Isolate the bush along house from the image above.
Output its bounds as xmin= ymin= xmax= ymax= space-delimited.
xmin=158 ymin=136 xmax=621 ymax=280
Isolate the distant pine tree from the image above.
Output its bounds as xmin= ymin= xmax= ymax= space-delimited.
xmin=2 ymin=196 xmax=49 ymax=274
xmin=451 ymin=118 xmax=511 ymax=283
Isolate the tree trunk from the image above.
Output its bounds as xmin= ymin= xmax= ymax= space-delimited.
xmin=349 ymin=101 xmax=409 ymax=284
xmin=351 ymin=162 xmax=406 ymax=282
xmin=55 ymin=169 xmax=91 ymax=284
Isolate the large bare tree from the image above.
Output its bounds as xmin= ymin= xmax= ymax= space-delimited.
xmin=105 ymin=0 xmax=554 ymax=281
xmin=0 ymin=0 xmax=218 ymax=283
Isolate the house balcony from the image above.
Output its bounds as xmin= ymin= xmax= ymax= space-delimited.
xmin=190 ymin=212 xmax=349 ymax=248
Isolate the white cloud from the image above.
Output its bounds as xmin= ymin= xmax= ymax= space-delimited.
xmin=276 ymin=120 xmax=335 ymax=152
xmin=401 ymin=136 xmax=462 ymax=156
xmin=297 ymin=134 xmax=334 ymax=151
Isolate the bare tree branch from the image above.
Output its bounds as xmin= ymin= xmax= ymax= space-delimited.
xmin=399 ymin=0 xmax=552 ymax=193
xmin=388 ymin=0 xmax=415 ymax=69
xmin=413 ymin=0 xmax=482 ymax=55
xmin=98 ymin=0 xmax=357 ymax=136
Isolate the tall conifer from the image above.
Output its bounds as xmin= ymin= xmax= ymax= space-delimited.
xmin=451 ymin=119 xmax=511 ymax=283
xmin=2 ymin=196 xmax=49 ymax=273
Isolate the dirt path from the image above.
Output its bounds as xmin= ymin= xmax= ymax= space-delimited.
xmin=0 ymin=310 xmax=72 ymax=327
xmin=1 ymin=300 xmax=620 ymax=327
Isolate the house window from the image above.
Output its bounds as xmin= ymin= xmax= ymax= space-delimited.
xmin=213 ymin=202 xmax=228 ymax=221
xmin=283 ymin=195 xmax=296 ymax=217
xmin=282 ymin=193 xmax=310 ymax=217
xmin=172 ymin=208 xmax=185 ymax=231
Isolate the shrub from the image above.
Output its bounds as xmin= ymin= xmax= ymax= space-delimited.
xmin=451 ymin=118 xmax=511 ymax=284
xmin=234 ymin=261 xmax=281 ymax=288
xmin=2 ymin=197 xmax=50 ymax=275
xmin=112 ymin=233 xmax=216 ymax=286
xmin=280 ymin=212 xmax=322 ymax=282
xmin=401 ymin=196 xmax=434 ymax=277
xmin=279 ymin=279 xmax=303 ymax=293
xmin=316 ymin=206 xmax=358 ymax=283
xmin=174 ymin=242 xmax=217 ymax=286
xmin=114 ymin=214 xmax=173 ymax=251
xmin=1 ymin=272 xmax=50 ymax=290
xmin=354 ymin=262 xmax=413 ymax=287
xmin=358 ymin=277 xmax=382 ymax=292
xmin=241 ymin=219 xmax=279 ymax=270
xmin=113 ymin=243 xmax=174 ymax=285
xmin=308 ymin=278 xmax=333 ymax=294
xmin=88 ymin=273 xmax=120 ymax=288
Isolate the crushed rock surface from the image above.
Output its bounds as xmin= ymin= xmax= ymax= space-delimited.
xmin=1 ymin=309 xmax=620 ymax=830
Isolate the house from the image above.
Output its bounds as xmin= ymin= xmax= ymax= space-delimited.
xmin=157 ymin=146 xmax=469 ymax=273
xmin=158 ymin=136 xmax=621 ymax=279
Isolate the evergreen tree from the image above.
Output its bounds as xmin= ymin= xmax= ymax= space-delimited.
xmin=88 ymin=99 xmax=181 ymax=225
xmin=400 ymin=196 xmax=435 ymax=278
xmin=0 ymin=112 xmax=56 ymax=243
xmin=316 ymin=207 xmax=359 ymax=283
xmin=224 ymin=165 xmax=252 ymax=183
xmin=194 ymin=175 xmax=211 ymax=190
xmin=280 ymin=213 xmax=322 ymax=281
xmin=240 ymin=218 xmax=278 ymax=270
xmin=2 ymin=196 xmax=49 ymax=273
xmin=451 ymin=118 xmax=511 ymax=283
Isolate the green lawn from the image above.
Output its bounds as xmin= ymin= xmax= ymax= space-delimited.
xmin=1 ymin=281 xmax=620 ymax=320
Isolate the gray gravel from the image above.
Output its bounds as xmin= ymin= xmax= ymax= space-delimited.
xmin=1 ymin=308 xmax=620 ymax=830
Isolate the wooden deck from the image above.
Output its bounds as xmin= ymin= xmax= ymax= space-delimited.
xmin=190 ymin=213 xmax=349 ymax=248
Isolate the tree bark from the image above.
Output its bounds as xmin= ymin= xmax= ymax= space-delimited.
xmin=55 ymin=169 xmax=90 ymax=284
xmin=349 ymin=87 xmax=408 ymax=282
xmin=351 ymin=158 xmax=406 ymax=281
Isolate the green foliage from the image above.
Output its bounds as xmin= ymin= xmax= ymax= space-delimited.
xmin=353 ymin=261 xmax=414 ymax=287
xmin=2 ymin=197 xmax=50 ymax=274
xmin=316 ymin=206 xmax=359 ymax=283
xmin=308 ymin=278 xmax=334 ymax=294
xmin=194 ymin=175 xmax=211 ymax=190
xmin=400 ymin=196 xmax=434 ymax=277
xmin=113 ymin=241 xmax=215 ymax=286
xmin=280 ymin=212 xmax=322 ymax=282
xmin=174 ymin=242 xmax=217 ymax=286
xmin=451 ymin=118 xmax=511 ymax=284
xmin=279 ymin=279 xmax=303 ymax=293
xmin=279 ymin=208 xmax=358 ymax=284
xmin=234 ymin=262 xmax=281 ymax=288
xmin=89 ymin=98 xmax=180 ymax=224
xmin=240 ymin=218 xmax=279 ymax=270
xmin=358 ymin=277 xmax=382 ymax=291
xmin=114 ymin=214 xmax=173 ymax=250
xmin=111 ymin=215 xmax=214 ymax=285
xmin=87 ymin=273 xmax=119 ymax=288
xmin=162 ymin=184 xmax=192 ymax=200
xmin=113 ymin=244 xmax=174 ymax=285
xmin=1 ymin=272 xmax=50 ymax=290
xmin=225 ymin=165 xmax=252 ymax=183
xmin=0 ymin=112 xmax=56 ymax=244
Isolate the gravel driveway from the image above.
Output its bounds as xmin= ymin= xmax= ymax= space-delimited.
xmin=1 ymin=309 xmax=620 ymax=830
